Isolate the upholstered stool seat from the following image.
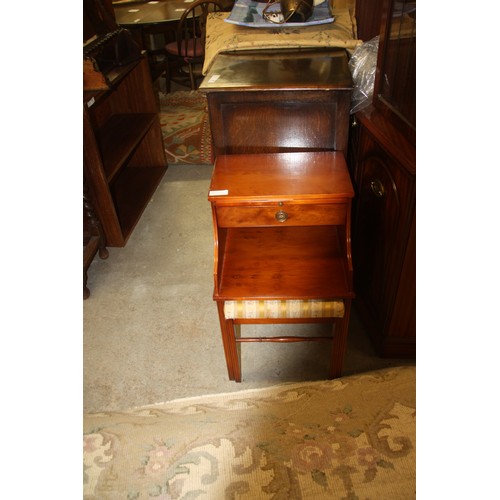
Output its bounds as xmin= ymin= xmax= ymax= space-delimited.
xmin=217 ymin=297 xmax=351 ymax=383
xmin=224 ymin=299 xmax=345 ymax=320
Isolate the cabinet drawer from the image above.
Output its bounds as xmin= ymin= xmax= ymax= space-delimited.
xmin=216 ymin=204 xmax=347 ymax=227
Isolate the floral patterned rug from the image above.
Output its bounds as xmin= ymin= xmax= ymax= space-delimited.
xmin=84 ymin=366 xmax=415 ymax=499
xmin=159 ymin=91 xmax=213 ymax=165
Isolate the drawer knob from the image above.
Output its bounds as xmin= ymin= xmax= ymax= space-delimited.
xmin=370 ymin=179 xmax=385 ymax=198
xmin=275 ymin=210 xmax=289 ymax=223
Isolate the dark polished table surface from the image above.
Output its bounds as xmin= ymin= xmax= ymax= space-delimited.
xmin=200 ymin=48 xmax=353 ymax=91
xmin=113 ymin=0 xmax=191 ymax=27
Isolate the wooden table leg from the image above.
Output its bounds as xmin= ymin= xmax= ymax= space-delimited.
xmin=216 ymin=301 xmax=239 ymax=381
xmin=331 ymin=300 xmax=352 ymax=378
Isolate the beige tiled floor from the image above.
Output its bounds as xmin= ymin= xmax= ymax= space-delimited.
xmin=84 ymin=163 xmax=414 ymax=413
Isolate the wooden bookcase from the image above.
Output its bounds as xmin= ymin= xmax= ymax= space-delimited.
xmin=83 ymin=55 xmax=167 ymax=247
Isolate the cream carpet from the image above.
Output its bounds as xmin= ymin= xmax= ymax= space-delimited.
xmin=83 ymin=163 xmax=414 ymax=414
xmin=84 ymin=366 xmax=416 ymax=499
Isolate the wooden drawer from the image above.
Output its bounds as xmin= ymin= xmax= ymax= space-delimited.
xmin=216 ymin=203 xmax=347 ymax=227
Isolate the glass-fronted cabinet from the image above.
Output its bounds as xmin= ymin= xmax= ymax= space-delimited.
xmin=373 ymin=0 xmax=416 ymax=143
xmin=349 ymin=0 xmax=416 ymax=357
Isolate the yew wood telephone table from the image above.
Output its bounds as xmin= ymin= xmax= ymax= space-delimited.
xmin=208 ymin=151 xmax=355 ymax=382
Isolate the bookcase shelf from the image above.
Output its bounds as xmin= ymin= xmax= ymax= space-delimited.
xmin=96 ymin=113 xmax=158 ymax=182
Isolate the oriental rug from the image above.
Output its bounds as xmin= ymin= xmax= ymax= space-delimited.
xmin=84 ymin=365 xmax=416 ymax=499
xmin=159 ymin=91 xmax=213 ymax=165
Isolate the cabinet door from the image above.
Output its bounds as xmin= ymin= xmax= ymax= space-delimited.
xmin=352 ymin=130 xmax=414 ymax=342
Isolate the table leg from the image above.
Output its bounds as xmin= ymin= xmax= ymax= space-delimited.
xmin=216 ymin=301 xmax=240 ymax=381
xmin=330 ymin=299 xmax=352 ymax=378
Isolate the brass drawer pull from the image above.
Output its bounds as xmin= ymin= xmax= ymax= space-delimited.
xmin=370 ymin=179 xmax=385 ymax=198
xmin=275 ymin=210 xmax=289 ymax=223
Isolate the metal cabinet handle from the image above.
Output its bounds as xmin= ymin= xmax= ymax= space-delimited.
xmin=370 ymin=179 xmax=385 ymax=198
xmin=275 ymin=210 xmax=289 ymax=223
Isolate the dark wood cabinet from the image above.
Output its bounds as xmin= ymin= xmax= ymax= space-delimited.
xmin=349 ymin=109 xmax=415 ymax=356
xmin=349 ymin=0 xmax=416 ymax=357
xmin=200 ymin=48 xmax=353 ymax=157
xmin=83 ymin=56 xmax=167 ymax=247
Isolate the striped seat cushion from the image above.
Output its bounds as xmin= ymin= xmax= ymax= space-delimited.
xmin=224 ymin=299 xmax=344 ymax=319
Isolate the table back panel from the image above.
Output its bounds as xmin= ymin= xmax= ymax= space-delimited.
xmin=208 ymin=91 xmax=351 ymax=155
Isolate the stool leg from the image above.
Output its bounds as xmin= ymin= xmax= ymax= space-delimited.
xmin=216 ymin=302 xmax=239 ymax=381
xmin=233 ymin=323 xmax=242 ymax=383
xmin=330 ymin=300 xmax=352 ymax=378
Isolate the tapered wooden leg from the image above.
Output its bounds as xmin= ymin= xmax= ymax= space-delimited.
xmin=225 ymin=319 xmax=242 ymax=382
xmin=216 ymin=301 xmax=239 ymax=381
xmin=330 ymin=300 xmax=352 ymax=378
